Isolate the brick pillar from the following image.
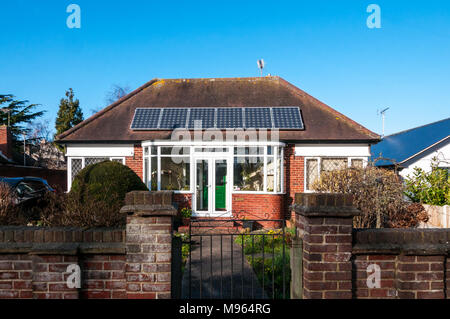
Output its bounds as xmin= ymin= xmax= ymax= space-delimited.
xmin=292 ymin=193 xmax=360 ymax=299
xmin=121 ymin=191 xmax=176 ymax=299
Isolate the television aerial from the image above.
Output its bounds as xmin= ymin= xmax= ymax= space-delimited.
xmin=257 ymin=59 xmax=265 ymax=77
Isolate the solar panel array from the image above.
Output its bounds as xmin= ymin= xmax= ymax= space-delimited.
xmin=131 ymin=107 xmax=303 ymax=130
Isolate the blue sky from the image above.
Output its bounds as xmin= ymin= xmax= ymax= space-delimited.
xmin=1 ymin=0 xmax=449 ymax=137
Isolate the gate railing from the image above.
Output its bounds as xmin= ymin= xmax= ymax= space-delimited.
xmin=185 ymin=219 xmax=289 ymax=299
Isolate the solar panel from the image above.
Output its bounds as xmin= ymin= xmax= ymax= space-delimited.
xmin=131 ymin=108 xmax=161 ymax=130
xmin=130 ymin=106 xmax=304 ymax=130
xmin=272 ymin=107 xmax=303 ymax=129
xmin=159 ymin=108 xmax=188 ymax=129
xmin=216 ymin=108 xmax=243 ymax=128
xmin=188 ymin=108 xmax=215 ymax=129
xmin=245 ymin=108 xmax=272 ymax=128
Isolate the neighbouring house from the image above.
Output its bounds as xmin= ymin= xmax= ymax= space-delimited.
xmin=0 ymin=125 xmax=67 ymax=190
xmin=56 ymin=76 xmax=379 ymax=222
xmin=371 ymin=118 xmax=450 ymax=179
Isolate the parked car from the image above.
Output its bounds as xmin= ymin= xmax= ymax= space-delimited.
xmin=0 ymin=177 xmax=55 ymax=206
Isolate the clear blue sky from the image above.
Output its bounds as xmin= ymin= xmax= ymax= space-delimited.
xmin=1 ymin=0 xmax=449 ymax=137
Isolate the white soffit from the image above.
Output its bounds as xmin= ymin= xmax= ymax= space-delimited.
xmin=295 ymin=144 xmax=371 ymax=157
xmin=66 ymin=144 xmax=134 ymax=157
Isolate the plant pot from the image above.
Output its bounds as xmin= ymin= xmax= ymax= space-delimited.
xmin=182 ymin=217 xmax=191 ymax=226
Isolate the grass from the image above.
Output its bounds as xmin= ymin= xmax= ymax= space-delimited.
xmin=234 ymin=227 xmax=294 ymax=299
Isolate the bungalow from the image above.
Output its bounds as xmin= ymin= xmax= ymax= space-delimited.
xmin=371 ymin=118 xmax=450 ymax=179
xmin=56 ymin=76 xmax=379 ymax=222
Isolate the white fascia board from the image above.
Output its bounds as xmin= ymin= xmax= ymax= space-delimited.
xmin=295 ymin=144 xmax=371 ymax=157
xmin=66 ymin=144 xmax=134 ymax=157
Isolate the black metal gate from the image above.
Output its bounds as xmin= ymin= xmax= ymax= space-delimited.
xmin=181 ymin=219 xmax=289 ymax=299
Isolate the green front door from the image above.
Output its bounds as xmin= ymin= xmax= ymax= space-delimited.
xmin=215 ymin=161 xmax=227 ymax=211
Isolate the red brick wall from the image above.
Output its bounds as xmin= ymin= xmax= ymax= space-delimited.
xmin=0 ymin=227 xmax=126 ymax=299
xmin=126 ymin=144 xmax=143 ymax=180
xmin=0 ymin=125 xmax=12 ymax=159
xmin=81 ymin=255 xmax=127 ymax=299
xmin=232 ymin=193 xmax=284 ymax=228
xmin=284 ymin=144 xmax=304 ymax=220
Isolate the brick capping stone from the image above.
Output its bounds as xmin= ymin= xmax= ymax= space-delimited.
xmin=353 ymin=228 xmax=450 ymax=255
xmin=291 ymin=193 xmax=361 ymax=217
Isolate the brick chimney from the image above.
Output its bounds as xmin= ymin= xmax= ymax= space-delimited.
xmin=0 ymin=125 xmax=12 ymax=160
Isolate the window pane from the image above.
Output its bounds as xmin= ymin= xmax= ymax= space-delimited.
xmin=233 ymin=156 xmax=264 ymax=191
xmin=321 ymin=158 xmax=348 ymax=172
xmin=144 ymin=158 xmax=149 ymax=187
xmin=351 ymin=159 xmax=363 ymax=168
xmin=306 ymin=159 xmax=319 ymax=190
xmin=111 ymin=158 xmax=123 ymax=163
xmin=276 ymin=153 xmax=282 ymax=193
xmin=150 ymin=157 xmax=158 ymax=191
xmin=160 ymin=157 xmax=190 ymax=191
xmin=234 ymin=147 xmax=264 ymax=156
xmin=85 ymin=157 xmax=109 ymax=167
xmin=71 ymin=159 xmax=82 ymax=181
xmin=267 ymin=156 xmax=275 ymax=192
xmin=160 ymin=146 xmax=189 ymax=156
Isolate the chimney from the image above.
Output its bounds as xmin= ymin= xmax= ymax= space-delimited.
xmin=0 ymin=125 xmax=12 ymax=160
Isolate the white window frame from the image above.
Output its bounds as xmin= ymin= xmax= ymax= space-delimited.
xmin=67 ymin=156 xmax=126 ymax=191
xmin=304 ymin=156 xmax=368 ymax=192
xmin=141 ymin=142 xmax=285 ymax=195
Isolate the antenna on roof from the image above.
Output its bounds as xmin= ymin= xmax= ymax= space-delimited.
xmin=377 ymin=107 xmax=390 ymax=137
xmin=257 ymin=59 xmax=265 ymax=77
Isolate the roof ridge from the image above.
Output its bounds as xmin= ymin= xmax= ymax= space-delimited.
xmin=384 ymin=117 xmax=450 ymax=139
xmin=55 ymin=78 xmax=160 ymax=141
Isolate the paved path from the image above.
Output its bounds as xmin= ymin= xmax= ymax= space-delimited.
xmin=181 ymin=234 xmax=268 ymax=299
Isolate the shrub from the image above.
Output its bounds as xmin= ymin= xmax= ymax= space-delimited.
xmin=0 ymin=182 xmax=23 ymax=225
xmin=404 ymin=159 xmax=450 ymax=206
xmin=39 ymin=191 xmax=126 ymax=228
xmin=70 ymin=160 xmax=148 ymax=206
xmin=311 ymin=166 xmax=424 ymax=228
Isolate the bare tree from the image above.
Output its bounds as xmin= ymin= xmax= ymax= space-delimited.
xmin=105 ymin=84 xmax=131 ymax=105
xmin=91 ymin=84 xmax=131 ymax=115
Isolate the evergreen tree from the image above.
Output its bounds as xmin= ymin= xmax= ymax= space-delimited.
xmin=0 ymin=94 xmax=45 ymax=142
xmin=54 ymin=88 xmax=84 ymax=138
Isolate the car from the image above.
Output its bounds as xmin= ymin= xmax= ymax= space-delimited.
xmin=0 ymin=177 xmax=55 ymax=206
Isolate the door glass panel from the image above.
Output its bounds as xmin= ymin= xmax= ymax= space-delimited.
xmin=196 ymin=159 xmax=209 ymax=211
xmin=215 ymin=159 xmax=227 ymax=211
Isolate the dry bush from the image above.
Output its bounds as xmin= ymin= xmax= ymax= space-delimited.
xmin=39 ymin=189 xmax=125 ymax=228
xmin=311 ymin=166 xmax=425 ymax=228
xmin=387 ymin=203 xmax=428 ymax=228
xmin=0 ymin=182 xmax=27 ymax=225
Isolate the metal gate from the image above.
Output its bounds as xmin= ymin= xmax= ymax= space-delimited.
xmin=181 ymin=219 xmax=289 ymax=299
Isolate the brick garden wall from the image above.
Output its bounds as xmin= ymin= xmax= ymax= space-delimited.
xmin=292 ymin=193 xmax=450 ymax=299
xmin=0 ymin=227 xmax=125 ymax=299
xmin=0 ymin=191 xmax=177 ymax=299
